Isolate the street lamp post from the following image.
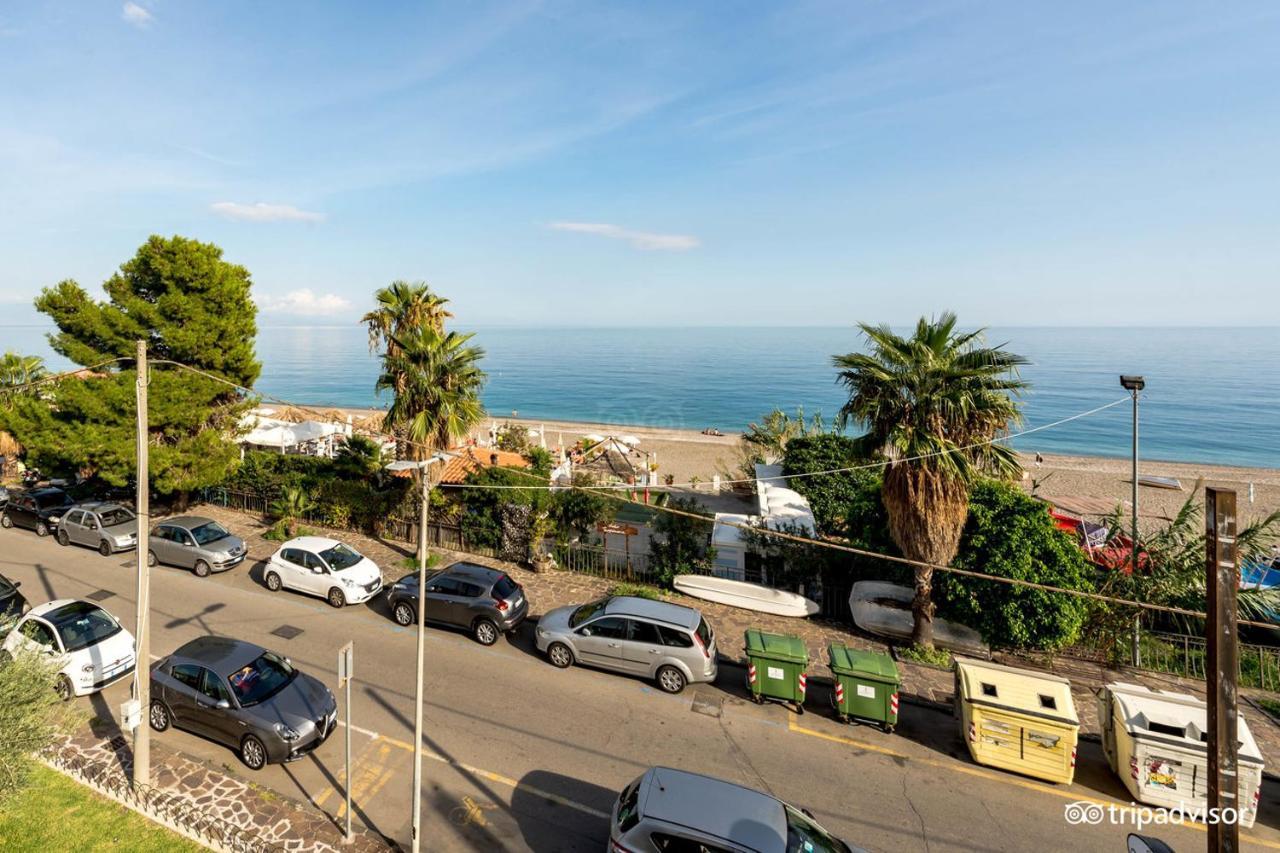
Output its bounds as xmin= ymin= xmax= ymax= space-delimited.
xmin=411 ymin=454 xmax=444 ymax=853
xmin=1120 ymin=375 xmax=1145 ymax=667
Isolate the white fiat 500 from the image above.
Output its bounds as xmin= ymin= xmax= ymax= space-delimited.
xmin=1 ymin=599 xmax=137 ymax=700
xmin=264 ymin=536 xmax=384 ymax=608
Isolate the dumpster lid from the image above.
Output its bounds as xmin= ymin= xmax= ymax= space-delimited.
xmin=1106 ymin=682 xmax=1264 ymax=765
xmin=744 ymin=629 xmax=808 ymax=664
xmin=955 ymin=657 xmax=1078 ymax=725
xmin=828 ymin=643 xmax=899 ymax=681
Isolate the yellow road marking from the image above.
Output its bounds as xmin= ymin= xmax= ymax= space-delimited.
xmin=333 ymin=743 xmax=395 ymax=820
xmin=787 ymin=717 xmax=1280 ymax=850
xmin=314 ymin=738 xmax=384 ymax=808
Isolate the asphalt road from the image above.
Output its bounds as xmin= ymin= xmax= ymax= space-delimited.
xmin=5 ymin=524 xmax=1280 ymax=853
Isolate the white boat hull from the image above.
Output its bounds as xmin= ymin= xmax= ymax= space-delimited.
xmin=673 ymin=574 xmax=819 ymax=618
xmin=849 ymin=581 xmax=989 ymax=656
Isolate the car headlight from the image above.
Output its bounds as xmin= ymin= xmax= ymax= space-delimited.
xmin=274 ymin=723 xmax=301 ymax=742
xmin=81 ymin=663 xmax=96 ymax=673
xmin=49 ymin=515 xmax=62 ymax=524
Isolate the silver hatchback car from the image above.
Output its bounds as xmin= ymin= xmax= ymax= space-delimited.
xmin=148 ymin=516 xmax=247 ymax=577
xmin=535 ymin=596 xmax=716 ymax=694
xmin=610 ymin=767 xmax=859 ymax=853
xmin=56 ymin=502 xmax=138 ymax=556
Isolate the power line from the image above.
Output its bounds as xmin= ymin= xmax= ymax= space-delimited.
xmin=0 ymin=358 xmax=131 ymax=393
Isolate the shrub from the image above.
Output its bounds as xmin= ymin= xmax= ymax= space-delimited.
xmin=609 ymin=582 xmax=663 ymax=601
xmin=0 ymin=639 xmax=82 ymax=803
xmin=648 ymin=497 xmax=716 ymax=587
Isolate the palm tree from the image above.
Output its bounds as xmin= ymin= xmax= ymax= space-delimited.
xmin=361 ymin=280 xmax=452 ymax=358
xmin=0 ymin=351 xmax=46 ymax=391
xmin=333 ymin=434 xmax=386 ymax=480
xmin=742 ymin=406 xmax=823 ymax=463
xmin=834 ymin=313 xmax=1028 ymax=648
xmin=378 ymin=326 xmax=486 ymax=460
xmin=270 ymin=486 xmax=316 ymax=538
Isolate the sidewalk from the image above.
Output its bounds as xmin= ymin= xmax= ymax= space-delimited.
xmin=196 ymin=503 xmax=1280 ymax=773
xmin=46 ymin=719 xmax=390 ymax=852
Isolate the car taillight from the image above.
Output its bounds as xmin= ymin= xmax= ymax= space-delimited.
xmin=693 ymin=632 xmax=710 ymax=659
xmin=610 ymin=841 xmax=635 ymax=853
xmin=493 ymin=597 xmax=509 ymax=612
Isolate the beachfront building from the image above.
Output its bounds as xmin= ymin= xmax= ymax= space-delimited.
xmin=709 ymin=465 xmax=816 ymax=582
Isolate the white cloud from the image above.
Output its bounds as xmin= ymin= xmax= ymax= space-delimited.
xmin=122 ymin=2 xmax=153 ymax=27
xmin=210 ymin=201 xmax=325 ymax=223
xmin=548 ymin=221 xmax=699 ymax=251
xmin=255 ymin=289 xmax=352 ymax=316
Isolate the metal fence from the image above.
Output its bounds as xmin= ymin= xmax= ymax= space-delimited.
xmin=552 ymin=542 xmax=655 ymax=582
xmin=43 ymin=749 xmax=284 ymax=853
xmin=1138 ymin=631 xmax=1280 ymax=691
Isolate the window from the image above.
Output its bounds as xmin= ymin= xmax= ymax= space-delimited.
xmin=190 ymin=522 xmax=230 ymax=546
xmin=980 ymin=682 xmax=998 ymax=698
xmin=657 ymin=626 xmax=694 ymax=648
xmin=303 ymin=552 xmax=327 ymax=572
xmin=569 ymin=599 xmax=608 ymax=628
xmin=616 ymin=778 xmax=642 ymax=834
xmin=98 ymin=507 xmax=134 ymax=528
xmin=281 ymin=549 xmax=306 ymax=567
xmin=171 ymin=663 xmax=203 ymax=691
xmin=152 ymin=526 xmax=172 ymax=541
xmin=1038 ymin=694 xmax=1057 ymax=710
xmin=429 ymin=577 xmax=462 ymax=595
xmin=228 ymin=652 xmax=297 ymax=707
xmin=492 ymin=575 xmax=518 ymax=600
xmin=64 ymin=510 xmax=83 ymax=527
xmin=50 ymin=604 xmax=121 ymax=652
xmin=320 ymin=543 xmax=363 ymax=571
xmin=581 ymin=617 xmax=627 ymax=639
xmin=784 ymin=804 xmax=851 ymax=853
xmin=649 ymin=833 xmax=734 ymax=853
xmin=36 ymin=491 xmax=71 ymax=509
xmin=20 ymin=619 xmax=57 ymax=649
xmin=199 ymin=668 xmax=231 ymax=704
xmin=455 ymin=582 xmax=484 ymax=598
xmin=628 ymin=620 xmax=662 ymax=645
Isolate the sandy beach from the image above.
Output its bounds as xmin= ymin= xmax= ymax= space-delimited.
xmin=325 ymin=407 xmax=1280 ymax=523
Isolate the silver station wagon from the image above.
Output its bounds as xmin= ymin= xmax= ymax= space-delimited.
xmin=535 ymin=595 xmax=717 ymax=694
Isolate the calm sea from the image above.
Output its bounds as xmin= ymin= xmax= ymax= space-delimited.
xmin=3 ymin=325 xmax=1278 ymax=469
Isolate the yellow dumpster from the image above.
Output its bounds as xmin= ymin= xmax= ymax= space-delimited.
xmin=954 ymin=657 xmax=1079 ymax=784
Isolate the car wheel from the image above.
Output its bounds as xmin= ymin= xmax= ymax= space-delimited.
xmin=98 ymin=540 xmax=112 ymax=557
xmin=393 ymin=601 xmax=414 ymax=626
xmin=327 ymin=587 xmax=346 ymax=608
xmin=149 ymin=700 xmax=171 ymax=732
xmin=265 ymin=571 xmax=282 ymax=592
xmin=193 ymin=560 xmax=211 ymax=578
xmin=547 ymin=642 xmax=573 ymax=668
xmin=0 ymin=514 xmax=11 ymax=529
xmin=36 ymin=521 xmax=49 ymax=537
xmin=147 ymin=550 xmax=158 ymax=568
xmin=656 ymin=666 xmax=687 ymax=695
xmin=240 ymin=735 xmax=267 ymax=770
xmin=54 ymin=675 xmax=74 ymax=702
xmin=56 ymin=529 xmax=70 ymax=546
xmin=472 ymin=619 xmax=499 ymax=646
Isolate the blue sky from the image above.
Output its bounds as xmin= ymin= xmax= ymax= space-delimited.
xmin=2 ymin=1 xmax=1278 ymax=327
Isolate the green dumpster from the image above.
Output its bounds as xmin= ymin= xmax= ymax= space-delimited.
xmin=827 ymin=643 xmax=900 ymax=732
xmin=744 ymin=629 xmax=809 ymax=714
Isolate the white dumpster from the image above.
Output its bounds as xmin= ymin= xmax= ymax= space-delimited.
xmin=1098 ymin=682 xmax=1264 ymax=827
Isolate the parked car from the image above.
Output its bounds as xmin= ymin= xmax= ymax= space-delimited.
xmin=535 ymin=596 xmax=717 ymax=694
xmin=384 ymin=562 xmax=528 ymax=645
xmin=610 ymin=767 xmax=858 ymax=853
xmin=1 ymin=487 xmax=74 ymax=536
xmin=0 ymin=599 xmax=136 ymax=700
xmin=148 ymin=516 xmax=247 ymax=577
xmin=0 ymin=484 xmax=9 ymax=510
xmin=263 ymin=536 xmax=383 ymax=608
xmin=0 ymin=571 xmax=27 ymax=627
xmin=56 ymin=502 xmax=138 ymax=556
xmin=150 ymin=636 xmax=338 ymax=770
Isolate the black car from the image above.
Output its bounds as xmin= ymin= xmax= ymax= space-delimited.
xmin=149 ymin=636 xmax=338 ymax=770
xmin=385 ymin=562 xmax=528 ymax=646
xmin=1 ymin=487 xmax=74 ymax=536
xmin=0 ymin=572 xmax=27 ymax=629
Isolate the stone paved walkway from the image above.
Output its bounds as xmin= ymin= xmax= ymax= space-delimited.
xmin=46 ymin=720 xmax=389 ymax=852
xmin=195 ymin=503 xmax=1280 ymax=776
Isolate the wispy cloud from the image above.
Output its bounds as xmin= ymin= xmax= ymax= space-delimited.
xmin=548 ymin=221 xmax=699 ymax=252
xmin=211 ymin=201 xmax=324 ymax=223
xmin=122 ymin=2 xmax=153 ymax=28
xmin=255 ymin=289 xmax=352 ymax=316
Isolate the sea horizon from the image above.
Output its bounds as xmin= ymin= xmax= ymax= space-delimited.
xmin=4 ymin=323 xmax=1279 ymax=470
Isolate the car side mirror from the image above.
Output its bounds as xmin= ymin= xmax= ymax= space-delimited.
xmin=11 ymin=581 xmax=18 ymax=588
xmin=215 ymin=699 xmax=231 ymax=710
xmin=312 ymin=566 xmax=324 ymax=574
xmin=579 ymin=627 xmax=592 ymax=637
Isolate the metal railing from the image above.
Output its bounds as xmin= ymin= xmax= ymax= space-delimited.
xmin=1137 ymin=631 xmax=1280 ymax=691
xmin=552 ymin=542 xmax=654 ymax=582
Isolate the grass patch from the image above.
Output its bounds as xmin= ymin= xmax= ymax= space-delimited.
xmin=397 ymin=554 xmax=442 ymax=572
xmin=608 ymin=582 xmax=664 ymax=601
xmin=0 ymin=764 xmax=203 ymax=852
xmin=896 ymin=643 xmax=954 ymax=669
xmin=1258 ymin=697 xmax=1280 ymax=720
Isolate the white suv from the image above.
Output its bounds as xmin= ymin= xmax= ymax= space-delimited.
xmin=264 ymin=536 xmax=384 ymax=608
xmin=1 ymin=599 xmax=137 ymax=700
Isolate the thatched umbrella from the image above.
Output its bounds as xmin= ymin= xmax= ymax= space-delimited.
xmin=0 ymin=431 xmax=20 ymax=458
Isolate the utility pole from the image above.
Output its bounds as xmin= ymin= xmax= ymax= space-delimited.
xmin=411 ymin=455 xmax=441 ymax=853
xmin=131 ymin=340 xmax=151 ymax=788
xmin=1206 ymin=487 xmax=1240 ymax=853
xmin=1120 ymin=375 xmax=1145 ymax=667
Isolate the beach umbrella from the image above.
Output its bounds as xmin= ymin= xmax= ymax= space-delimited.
xmin=619 ymin=435 xmax=641 ymax=447
xmin=583 ymin=433 xmax=605 ymax=443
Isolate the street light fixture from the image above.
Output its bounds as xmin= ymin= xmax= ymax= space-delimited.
xmin=1120 ymin=375 xmax=1144 ymax=666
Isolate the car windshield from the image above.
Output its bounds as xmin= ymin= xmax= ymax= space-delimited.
xmin=36 ymin=492 xmax=71 ymax=509
xmin=785 ymin=805 xmax=851 ymax=853
xmin=569 ymin=599 xmax=609 ymax=628
xmin=227 ymin=652 xmax=297 ymax=707
xmin=493 ymin=575 xmax=518 ymax=599
xmin=55 ymin=606 xmax=122 ymax=653
xmin=99 ymin=508 xmax=135 ymax=527
xmin=190 ymin=522 xmax=230 ymax=545
xmin=0 ymin=575 xmax=14 ymax=596
xmin=320 ymin=543 xmax=363 ymax=571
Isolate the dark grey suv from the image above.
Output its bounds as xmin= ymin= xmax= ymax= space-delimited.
xmin=149 ymin=636 xmax=337 ymax=770
xmin=384 ymin=562 xmax=528 ymax=645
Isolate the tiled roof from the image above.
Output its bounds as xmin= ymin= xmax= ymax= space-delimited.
xmin=438 ymin=447 xmax=531 ymax=484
